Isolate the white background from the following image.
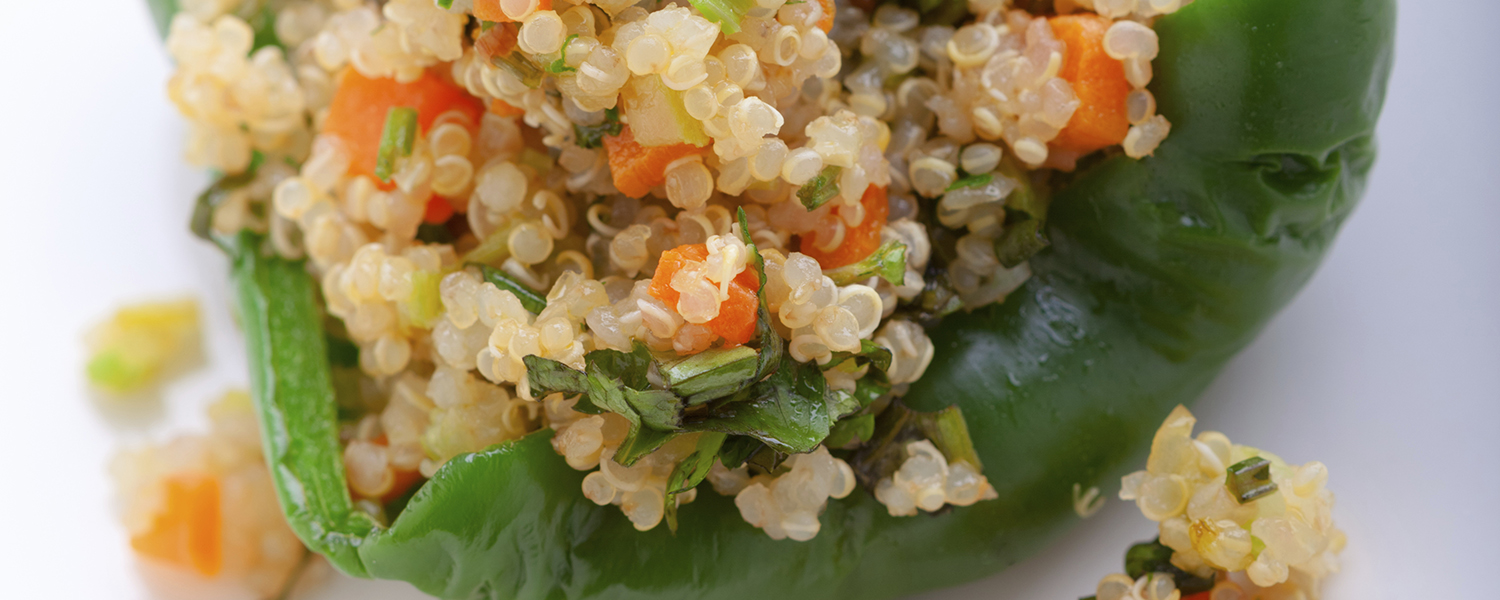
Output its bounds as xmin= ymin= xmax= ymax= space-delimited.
xmin=0 ymin=1 xmax=1494 ymax=598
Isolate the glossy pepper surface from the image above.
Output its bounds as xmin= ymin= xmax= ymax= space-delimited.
xmin=209 ymin=0 xmax=1397 ymax=597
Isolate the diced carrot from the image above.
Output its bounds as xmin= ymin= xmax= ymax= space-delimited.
xmin=801 ymin=184 xmax=888 ymax=269
xmin=1048 ymin=14 xmax=1132 ymax=155
xmin=474 ymin=0 xmax=553 ymax=23
xmin=650 ymin=244 xmax=710 ymax=308
xmin=710 ymin=281 xmax=759 ymax=345
xmin=649 ymin=244 xmax=762 ymax=347
xmin=130 ymin=474 xmax=223 ymax=577
xmin=817 ymin=0 xmax=836 ymax=33
xmin=603 ymin=125 xmax=706 ymax=199
xmin=382 ymin=468 xmax=425 ymax=503
xmin=424 ymin=196 xmax=455 ymax=224
xmin=321 ymin=68 xmax=484 ymax=190
xmin=490 ymin=99 xmax=525 ymax=117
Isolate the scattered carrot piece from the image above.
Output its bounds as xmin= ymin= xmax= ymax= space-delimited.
xmin=129 ymin=474 xmax=223 ymax=577
xmin=489 ymin=98 xmax=525 ymax=117
xmin=474 ymin=0 xmax=553 ymax=23
xmin=321 ymin=68 xmax=484 ymax=189
xmin=424 ymin=196 xmax=455 ymax=224
xmin=650 ymin=244 xmax=762 ymax=347
xmin=801 ymin=185 xmax=889 ymax=269
xmin=603 ymin=125 xmax=706 ymax=198
xmin=1048 ymin=14 xmax=1132 ymax=155
xmin=817 ymin=0 xmax=836 ymax=33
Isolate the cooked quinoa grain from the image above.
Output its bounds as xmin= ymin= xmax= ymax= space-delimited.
xmin=163 ymin=0 xmax=1183 ymax=543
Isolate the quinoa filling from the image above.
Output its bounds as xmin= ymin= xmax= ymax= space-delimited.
xmin=165 ymin=0 xmax=1182 ymax=539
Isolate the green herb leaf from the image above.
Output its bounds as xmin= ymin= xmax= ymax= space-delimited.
xmin=681 ymin=354 xmax=831 ymax=454
xmin=825 ymin=339 xmax=894 ymax=374
xmin=826 ymin=414 xmax=876 ymax=449
xmin=797 ymin=165 xmax=843 ymax=210
xmin=523 ymin=354 xmax=589 ymax=396
xmin=375 ymin=107 xmax=418 ymax=182
xmin=584 ymin=342 xmax=655 ymax=390
xmin=415 ymin=222 xmax=455 ymax=244
xmin=190 ymin=151 xmax=264 ymax=253
xmin=1123 ymin=539 xmax=1216 ymax=595
xmin=717 ymin=436 xmax=763 ymax=469
xmin=476 ymin=264 xmax=548 ymax=314
xmin=248 ymin=5 xmax=282 ymax=52
xmin=946 ymin=173 xmax=993 ymax=191
xmin=824 ymin=240 xmax=907 ymax=286
xmin=546 ymin=34 xmax=580 ymax=73
xmin=526 ymin=344 xmax=684 ymax=466
xmin=663 ymin=432 xmax=727 ymax=532
xmin=1226 ymin=456 xmax=1278 ymax=504
xmin=615 ymin=426 xmax=676 ymax=466
xmin=436 ymin=0 xmax=454 ymax=8
xmin=624 ymin=388 xmax=683 ymax=431
xmin=686 ymin=0 xmax=755 ymax=34
xmin=573 ymin=107 xmax=623 ymax=149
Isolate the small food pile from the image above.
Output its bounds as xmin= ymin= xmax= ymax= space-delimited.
xmin=85 ymin=299 xmax=201 ymax=395
xmin=155 ymin=0 xmax=1184 ymax=547
xmin=1084 ymin=406 xmax=1344 ymax=600
xmin=110 ymin=391 xmax=315 ymax=597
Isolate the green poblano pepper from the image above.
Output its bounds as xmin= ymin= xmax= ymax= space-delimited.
xmin=215 ymin=0 xmax=1394 ymax=598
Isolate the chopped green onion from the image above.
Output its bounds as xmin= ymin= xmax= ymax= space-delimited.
xmin=797 ymin=165 xmax=842 ymax=210
xmin=945 ymin=172 xmax=993 ymax=191
xmin=374 ymin=106 xmax=418 ymax=182
xmin=914 ymin=405 xmax=984 ymax=470
xmin=1123 ymin=538 xmax=1216 ymax=594
xmin=1226 ymin=456 xmax=1278 ymax=504
xmin=547 ymin=34 xmax=580 ymax=73
xmin=436 ymin=0 xmax=454 ymax=8
xmin=573 ymin=106 xmax=623 ymax=149
xmin=686 ymin=0 xmax=755 ymax=34
xmin=491 ymin=52 xmax=543 ymax=89
xmin=658 ymin=346 xmax=760 ymax=403
xmin=476 ymin=264 xmax=548 ymax=314
xmin=993 ymin=218 xmax=1049 ymax=268
xmin=824 ymin=240 xmax=907 ymax=286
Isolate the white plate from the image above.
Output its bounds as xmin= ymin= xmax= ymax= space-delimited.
xmin=0 ymin=1 xmax=1494 ymax=598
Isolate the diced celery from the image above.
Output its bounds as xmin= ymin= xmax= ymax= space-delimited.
xmin=687 ymin=0 xmax=755 ymax=34
xmin=401 ymin=271 xmax=445 ymax=329
xmin=621 ymin=75 xmax=710 ymax=148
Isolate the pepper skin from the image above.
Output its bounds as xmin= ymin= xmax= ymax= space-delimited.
xmin=222 ymin=0 xmax=1395 ymax=598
